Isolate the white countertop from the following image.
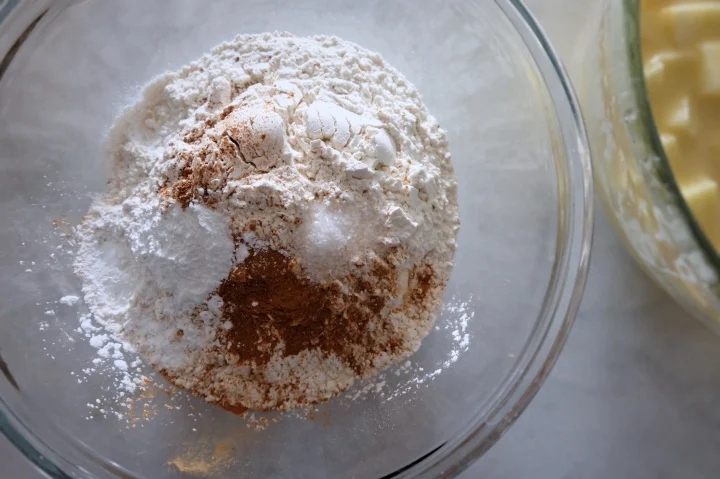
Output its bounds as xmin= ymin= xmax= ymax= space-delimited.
xmin=4 ymin=1 xmax=720 ymax=478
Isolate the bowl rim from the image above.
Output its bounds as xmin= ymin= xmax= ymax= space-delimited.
xmin=400 ymin=0 xmax=593 ymax=476
xmin=0 ymin=0 xmax=594 ymax=477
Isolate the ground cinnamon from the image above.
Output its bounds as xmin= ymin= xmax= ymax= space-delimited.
xmin=216 ymin=248 xmax=407 ymax=376
xmin=160 ymin=246 xmax=440 ymax=414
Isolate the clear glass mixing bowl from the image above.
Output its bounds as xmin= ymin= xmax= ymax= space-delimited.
xmin=0 ymin=0 xmax=592 ymax=477
xmin=571 ymin=0 xmax=720 ymax=334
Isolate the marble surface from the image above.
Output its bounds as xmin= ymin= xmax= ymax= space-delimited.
xmin=468 ymin=207 xmax=720 ymax=479
xmin=3 ymin=1 xmax=720 ymax=478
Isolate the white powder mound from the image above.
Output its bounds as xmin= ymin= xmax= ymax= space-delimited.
xmin=74 ymin=32 xmax=460 ymax=411
xmin=75 ymin=199 xmax=234 ymax=370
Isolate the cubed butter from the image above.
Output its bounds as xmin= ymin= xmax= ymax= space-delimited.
xmin=660 ymin=3 xmax=720 ymax=45
xmin=682 ymin=177 xmax=718 ymax=207
xmin=644 ymin=55 xmax=666 ymax=90
xmin=681 ymin=176 xmax=720 ymax=241
xmin=699 ymin=41 xmax=720 ymax=95
xmin=644 ymin=50 xmax=697 ymax=90
xmin=665 ymin=95 xmax=695 ymax=135
xmin=660 ymin=133 xmax=680 ymax=161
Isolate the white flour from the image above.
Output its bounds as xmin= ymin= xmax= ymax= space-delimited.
xmin=74 ymin=32 xmax=459 ymax=411
xmin=59 ymin=295 xmax=79 ymax=306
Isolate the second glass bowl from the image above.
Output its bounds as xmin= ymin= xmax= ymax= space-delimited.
xmin=573 ymin=0 xmax=720 ymax=333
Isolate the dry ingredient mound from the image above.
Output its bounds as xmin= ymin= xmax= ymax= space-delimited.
xmin=74 ymin=32 xmax=459 ymax=412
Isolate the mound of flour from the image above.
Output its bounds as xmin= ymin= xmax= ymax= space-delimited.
xmin=74 ymin=32 xmax=459 ymax=410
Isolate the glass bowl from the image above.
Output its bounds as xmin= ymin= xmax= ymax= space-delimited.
xmin=571 ymin=0 xmax=720 ymax=334
xmin=0 ymin=0 xmax=592 ymax=477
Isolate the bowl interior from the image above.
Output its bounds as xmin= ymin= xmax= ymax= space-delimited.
xmin=0 ymin=0 xmax=567 ymax=477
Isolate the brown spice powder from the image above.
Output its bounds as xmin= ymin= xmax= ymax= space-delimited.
xmin=161 ymin=107 xmax=273 ymax=210
xmin=160 ymin=247 xmax=440 ymax=414
xmin=216 ymin=248 xmax=411 ymax=376
xmin=161 ymin=148 xmax=229 ymax=210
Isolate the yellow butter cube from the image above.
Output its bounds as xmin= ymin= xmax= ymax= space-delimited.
xmin=681 ymin=176 xmax=720 ymax=241
xmin=644 ymin=55 xmax=666 ymax=90
xmin=665 ymin=96 xmax=695 ymax=135
xmin=644 ymin=50 xmax=697 ymax=90
xmin=683 ymin=177 xmax=718 ymax=207
xmin=660 ymin=133 xmax=680 ymax=161
xmin=699 ymin=41 xmax=720 ymax=96
xmin=660 ymin=3 xmax=720 ymax=45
